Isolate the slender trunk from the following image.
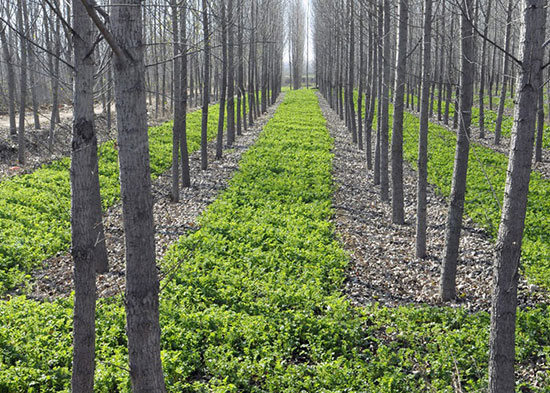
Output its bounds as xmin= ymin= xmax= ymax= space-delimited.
xmin=227 ymin=0 xmax=235 ymax=145
xmin=479 ymin=0 xmax=492 ymax=139
xmin=440 ymin=0 xmax=475 ymax=301
xmin=0 ymin=22 xmax=17 ymax=136
xmin=17 ymin=0 xmax=28 ymax=165
xmin=494 ymin=0 xmax=513 ymax=145
xmin=180 ymin=2 xmax=190 ymax=188
xmin=416 ymin=0 xmax=433 ymax=258
xmin=216 ymin=0 xmax=227 ymax=159
xmin=391 ymin=0 xmax=408 ymax=224
xmin=489 ymin=2 xmax=545 ymax=391
xmin=201 ymin=0 xmax=210 ymax=170
xmin=171 ymin=0 xmax=181 ymax=202
xmin=380 ymin=0 xmax=391 ymax=202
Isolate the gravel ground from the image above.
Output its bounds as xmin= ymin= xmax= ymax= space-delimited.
xmin=318 ymin=92 xmax=549 ymax=313
xmin=23 ymin=94 xmax=284 ymax=300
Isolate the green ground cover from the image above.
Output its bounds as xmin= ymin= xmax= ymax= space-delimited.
xmin=1 ymin=90 xmax=549 ymax=392
xmin=0 ymin=104 xmax=223 ymax=294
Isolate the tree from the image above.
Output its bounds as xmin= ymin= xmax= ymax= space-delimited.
xmin=379 ymin=0 xmax=390 ymax=202
xmin=86 ymin=0 xmax=168 ymax=389
xmin=0 ymin=21 xmax=16 ymax=137
xmin=488 ymin=1 xmax=546 ymax=390
xmin=70 ymin=0 xmax=110 ymax=388
xmin=415 ymin=0 xmax=433 ymax=258
xmin=216 ymin=0 xmax=228 ymax=160
xmin=391 ymin=0 xmax=408 ymax=225
xmin=201 ymin=0 xmax=210 ymax=170
xmin=493 ymin=0 xmax=513 ymax=146
xmin=440 ymin=0 xmax=475 ymax=301
xmin=17 ymin=0 xmax=28 ymax=165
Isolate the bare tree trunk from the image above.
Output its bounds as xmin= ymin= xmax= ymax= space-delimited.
xmin=391 ymin=0 xmax=408 ymax=225
xmin=237 ymin=0 xmax=246 ymax=133
xmin=171 ymin=0 xmax=182 ymax=202
xmin=227 ymin=0 xmax=235 ymax=145
xmin=494 ymin=0 xmax=513 ymax=146
xmin=440 ymin=0 xmax=475 ymax=301
xmin=201 ymin=0 xmax=210 ymax=170
xmin=180 ymin=2 xmax=191 ymax=188
xmin=0 ymin=23 xmax=17 ymax=137
xmin=17 ymin=0 xmax=28 ymax=165
xmin=70 ymin=0 xmax=113 ymax=389
xmin=489 ymin=2 xmax=545 ymax=391
xmin=379 ymin=0 xmax=390 ymax=202
xmin=479 ymin=0 xmax=492 ymax=139
xmin=111 ymin=0 xmax=166 ymax=390
xmin=357 ymin=3 xmax=365 ymax=151
xmin=28 ymin=46 xmax=40 ymax=130
xmin=216 ymin=0 xmax=227 ymax=160
xmin=415 ymin=0 xmax=432 ymax=258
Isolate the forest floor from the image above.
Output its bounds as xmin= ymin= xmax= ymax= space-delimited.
xmin=0 ymin=103 xmax=171 ymax=181
xmin=318 ymin=93 xmax=550 ymax=313
xmin=21 ymin=95 xmax=284 ymax=300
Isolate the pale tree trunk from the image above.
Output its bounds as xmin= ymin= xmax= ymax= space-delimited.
xmin=17 ymin=0 xmax=28 ymax=165
xmin=28 ymin=46 xmax=40 ymax=130
xmin=70 ymin=0 xmax=110 ymax=389
xmin=347 ymin=0 xmax=357 ymax=144
xmin=227 ymin=0 xmax=235 ymax=145
xmin=478 ymin=0 xmax=492 ymax=139
xmin=111 ymin=0 xmax=166 ymax=390
xmin=0 ymin=24 xmax=17 ymax=137
xmin=216 ymin=0 xmax=227 ymax=159
xmin=489 ymin=1 xmax=545 ymax=391
xmin=237 ymin=0 xmax=246 ymax=134
xmin=440 ymin=0 xmax=475 ymax=301
xmin=201 ymin=0 xmax=210 ymax=170
xmin=357 ymin=3 xmax=365 ymax=151
xmin=171 ymin=0 xmax=181 ymax=202
xmin=379 ymin=0 xmax=390 ymax=202
xmin=180 ymin=1 xmax=190 ymax=188
xmin=374 ymin=3 xmax=383 ymax=186
xmin=415 ymin=0 xmax=432 ymax=258
xmin=365 ymin=15 xmax=377 ymax=171
xmin=391 ymin=0 xmax=408 ymax=225
xmin=494 ymin=0 xmax=513 ymax=146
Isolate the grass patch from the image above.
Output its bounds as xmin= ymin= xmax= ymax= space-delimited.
xmin=0 ymin=104 xmax=223 ymax=294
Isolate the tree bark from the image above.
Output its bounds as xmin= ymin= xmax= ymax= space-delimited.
xmin=380 ymin=0 xmax=390 ymax=202
xmin=201 ymin=0 xmax=210 ymax=170
xmin=489 ymin=1 xmax=545 ymax=391
xmin=216 ymin=0 xmax=227 ymax=159
xmin=391 ymin=0 xmax=408 ymax=225
xmin=17 ymin=0 xmax=28 ymax=165
xmin=0 ymin=23 xmax=17 ymax=137
xmin=416 ymin=0 xmax=433 ymax=258
xmin=111 ymin=0 xmax=166 ymax=390
xmin=227 ymin=0 xmax=235 ymax=145
xmin=440 ymin=0 xmax=475 ymax=301
xmin=493 ymin=0 xmax=513 ymax=146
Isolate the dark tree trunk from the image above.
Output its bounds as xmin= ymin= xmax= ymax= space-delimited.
xmin=415 ymin=0 xmax=433 ymax=258
xmin=216 ymin=0 xmax=228 ymax=159
xmin=391 ymin=0 xmax=408 ymax=225
xmin=440 ymin=0 xmax=475 ymax=301
xmin=111 ymin=0 xmax=166 ymax=390
xmin=227 ymin=0 xmax=235 ymax=145
xmin=201 ymin=0 xmax=210 ymax=170
xmin=489 ymin=2 xmax=545 ymax=391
